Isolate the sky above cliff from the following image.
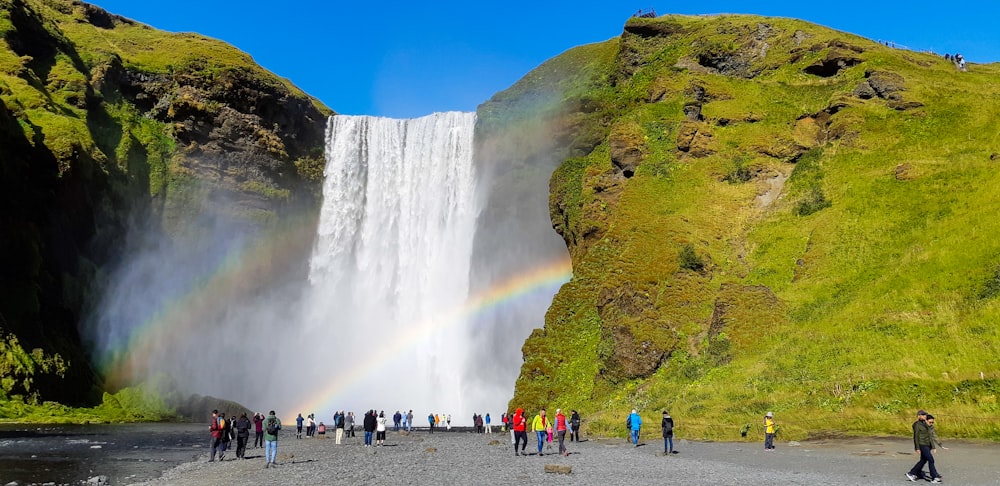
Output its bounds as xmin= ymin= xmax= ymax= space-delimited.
xmin=93 ymin=1 xmax=998 ymax=119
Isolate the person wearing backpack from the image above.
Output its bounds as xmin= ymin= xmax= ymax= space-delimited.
xmin=209 ymin=409 xmax=224 ymax=462
xmin=235 ymin=412 xmax=252 ymax=459
xmin=218 ymin=413 xmax=231 ymax=459
xmin=661 ymin=410 xmax=675 ymax=454
xmin=263 ymin=410 xmax=281 ymax=469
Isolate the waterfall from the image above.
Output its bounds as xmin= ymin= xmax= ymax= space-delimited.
xmin=306 ymin=112 xmax=479 ymax=417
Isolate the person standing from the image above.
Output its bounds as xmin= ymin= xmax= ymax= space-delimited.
xmin=555 ymin=409 xmax=568 ymax=456
xmin=570 ymin=410 xmax=581 ymax=442
xmin=512 ymin=407 xmax=528 ymax=456
xmin=253 ymin=413 xmax=265 ymax=449
xmin=446 ymin=414 xmax=452 ymax=431
xmin=376 ymin=411 xmax=388 ymax=446
xmin=428 ymin=413 xmax=435 ymax=433
xmin=307 ymin=414 xmax=316 ymax=437
xmin=335 ymin=411 xmax=345 ymax=444
xmin=661 ymin=410 xmax=675 ymax=454
xmin=763 ymin=412 xmax=776 ymax=451
xmin=363 ymin=410 xmax=377 ymax=446
xmin=346 ymin=412 xmax=356 ymax=438
xmin=296 ymin=413 xmax=304 ymax=439
xmin=485 ymin=413 xmax=492 ymax=434
xmin=906 ymin=410 xmax=941 ymax=482
xmin=263 ymin=410 xmax=281 ymax=469
xmin=532 ymin=408 xmax=549 ymax=456
xmin=209 ymin=409 xmax=224 ymax=462
xmin=628 ymin=409 xmax=642 ymax=447
xmin=235 ymin=412 xmax=251 ymax=459
xmin=406 ymin=410 xmax=414 ymax=432
xmin=393 ymin=411 xmax=402 ymax=431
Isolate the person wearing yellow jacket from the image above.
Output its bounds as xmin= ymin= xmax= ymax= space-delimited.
xmin=531 ymin=409 xmax=549 ymax=456
xmin=763 ymin=412 xmax=776 ymax=451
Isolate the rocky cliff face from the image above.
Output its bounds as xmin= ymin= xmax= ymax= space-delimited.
xmin=0 ymin=0 xmax=329 ymax=403
xmin=505 ymin=14 xmax=1000 ymax=439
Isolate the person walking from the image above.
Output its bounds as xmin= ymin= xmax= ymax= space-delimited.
xmin=532 ymin=408 xmax=549 ymax=456
xmin=263 ymin=410 xmax=281 ymax=469
xmin=295 ymin=413 xmax=304 ymax=439
xmin=661 ymin=410 xmax=675 ymax=454
xmin=235 ymin=412 xmax=251 ymax=459
xmin=555 ymin=409 xmax=569 ymax=456
xmin=512 ymin=407 xmax=528 ymax=456
xmin=763 ymin=412 xmax=776 ymax=451
xmin=253 ymin=413 xmax=264 ymax=449
xmin=335 ymin=411 xmax=345 ymax=444
xmin=376 ymin=411 xmax=388 ymax=446
xmin=209 ymin=409 xmax=224 ymax=462
xmin=906 ymin=410 xmax=941 ymax=482
xmin=485 ymin=413 xmax=492 ymax=434
xmin=570 ymin=410 xmax=581 ymax=442
xmin=628 ymin=409 xmax=642 ymax=447
xmin=219 ymin=413 xmax=231 ymax=459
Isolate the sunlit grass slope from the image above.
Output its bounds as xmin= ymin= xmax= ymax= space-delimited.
xmin=502 ymin=14 xmax=1000 ymax=441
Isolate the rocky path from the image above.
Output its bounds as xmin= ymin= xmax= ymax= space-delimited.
xmin=131 ymin=430 xmax=1000 ymax=485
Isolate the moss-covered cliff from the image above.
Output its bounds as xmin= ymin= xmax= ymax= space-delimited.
xmin=505 ymin=14 xmax=1000 ymax=440
xmin=0 ymin=0 xmax=330 ymax=406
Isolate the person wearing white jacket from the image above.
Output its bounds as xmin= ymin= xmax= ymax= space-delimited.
xmin=376 ymin=411 xmax=388 ymax=446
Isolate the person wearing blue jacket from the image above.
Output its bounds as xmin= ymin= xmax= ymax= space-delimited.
xmin=628 ymin=409 xmax=642 ymax=446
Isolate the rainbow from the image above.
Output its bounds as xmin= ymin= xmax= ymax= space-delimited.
xmin=288 ymin=257 xmax=573 ymax=418
xmin=99 ymin=212 xmax=320 ymax=387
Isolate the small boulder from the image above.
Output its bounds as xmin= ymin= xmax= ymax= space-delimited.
xmin=544 ymin=464 xmax=572 ymax=475
xmin=425 ymin=447 xmax=437 ymax=453
xmin=488 ymin=440 xmax=501 ymax=446
xmin=788 ymin=441 xmax=801 ymax=447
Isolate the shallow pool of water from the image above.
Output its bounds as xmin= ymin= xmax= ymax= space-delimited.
xmin=0 ymin=423 xmax=204 ymax=485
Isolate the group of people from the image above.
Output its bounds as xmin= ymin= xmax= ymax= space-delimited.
xmin=209 ymin=410 xmax=281 ymax=468
xmin=472 ymin=413 xmax=491 ymax=433
xmin=294 ymin=413 xmax=318 ymax=439
xmin=506 ymin=408 xmax=579 ymax=457
xmin=943 ymin=53 xmax=967 ymax=71
xmin=906 ymin=409 xmax=947 ymax=483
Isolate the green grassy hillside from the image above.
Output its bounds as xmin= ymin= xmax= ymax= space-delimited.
xmin=505 ymin=14 xmax=1000 ymax=441
xmin=0 ymin=0 xmax=329 ymax=414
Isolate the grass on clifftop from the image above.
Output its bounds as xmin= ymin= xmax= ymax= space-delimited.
xmin=506 ymin=14 xmax=1000 ymax=442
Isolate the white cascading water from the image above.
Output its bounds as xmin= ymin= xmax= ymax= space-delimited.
xmin=306 ymin=112 xmax=479 ymax=418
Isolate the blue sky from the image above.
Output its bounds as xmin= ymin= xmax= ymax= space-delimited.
xmin=91 ymin=1 xmax=998 ymax=118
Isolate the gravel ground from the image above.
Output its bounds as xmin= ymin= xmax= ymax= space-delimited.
xmin=130 ymin=430 xmax=1000 ymax=485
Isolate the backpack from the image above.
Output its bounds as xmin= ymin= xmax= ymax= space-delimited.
xmin=663 ymin=419 xmax=673 ymax=433
xmin=266 ymin=418 xmax=279 ymax=435
xmin=626 ymin=416 xmax=632 ymax=429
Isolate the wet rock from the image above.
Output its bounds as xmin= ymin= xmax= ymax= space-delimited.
xmin=544 ymin=464 xmax=573 ymax=474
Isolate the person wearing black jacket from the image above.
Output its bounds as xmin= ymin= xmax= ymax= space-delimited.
xmin=335 ymin=412 xmax=345 ymax=444
xmin=661 ymin=411 xmax=675 ymax=454
xmin=363 ymin=410 xmax=377 ymax=447
xmin=570 ymin=410 xmax=581 ymax=442
xmin=234 ymin=413 xmax=252 ymax=459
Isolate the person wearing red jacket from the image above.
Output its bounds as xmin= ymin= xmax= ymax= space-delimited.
xmin=555 ymin=409 xmax=569 ymax=456
xmin=512 ymin=407 xmax=528 ymax=456
xmin=208 ymin=409 xmax=224 ymax=462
